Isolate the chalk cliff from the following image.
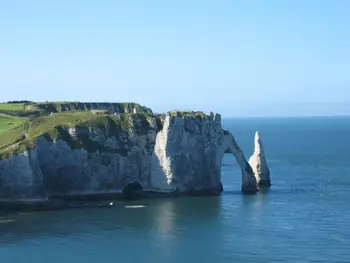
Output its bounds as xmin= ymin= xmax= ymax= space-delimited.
xmin=248 ymin=131 xmax=271 ymax=187
xmin=151 ymin=112 xmax=258 ymax=194
xmin=0 ymin=106 xmax=263 ymax=206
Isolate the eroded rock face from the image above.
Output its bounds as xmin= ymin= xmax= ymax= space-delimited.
xmin=0 ymin=150 xmax=48 ymax=203
xmin=0 ymin=112 xmax=261 ymax=205
xmin=151 ymin=113 xmax=224 ymax=194
xmin=248 ymin=131 xmax=271 ymax=187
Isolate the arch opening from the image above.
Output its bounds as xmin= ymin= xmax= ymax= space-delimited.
xmin=221 ymin=132 xmax=259 ymax=194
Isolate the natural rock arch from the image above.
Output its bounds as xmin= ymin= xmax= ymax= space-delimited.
xmin=221 ymin=131 xmax=259 ymax=194
xmin=150 ymin=113 xmax=270 ymax=195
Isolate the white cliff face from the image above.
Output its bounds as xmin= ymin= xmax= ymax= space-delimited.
xmin=0 ymin=112 xmax=262 ymax=204
xmin=151 ymin=113 xmax=224 ymax=193
xmin=248 ymin=131 xmax=271 ymax=187
xmin=150 ymin=115 xmax=175 ymax=191
xmin=0 ymin=150 xmax=48 ymax=202
xmin=34 ymin=124 xmax=157 ymax=197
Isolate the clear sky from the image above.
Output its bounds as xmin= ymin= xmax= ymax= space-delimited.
xmin=0 ymin=0 xmax=349 ymax=117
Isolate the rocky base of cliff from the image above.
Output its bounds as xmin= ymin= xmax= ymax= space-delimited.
xmin=241 ymin=185 xmax=259 ymax=194
xmin=257 ymin=179 xmax=272 ymax=187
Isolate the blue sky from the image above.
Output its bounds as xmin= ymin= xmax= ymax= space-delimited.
xmin=0 ymin=0 xmax=349 ymax=116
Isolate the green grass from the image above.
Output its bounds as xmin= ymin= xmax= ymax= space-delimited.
xmin=27 ymin=111 xmax=144 ymax=138
xmin=0 ymin=111 xmax=153 ymax=159
xmin=26 ymin=102 xmax=153 ymax=115
xmin=0 ymin=115 xmax=27 ymax=133
xmin=0 ymin=101 xmax=154 ymax=118
xmin=0 ymin=111 xmax=95 ymax=158
xmin=28 ymin=111 xmax=96 ymax=139
xmin=0 ymin=103 xmax=26 ymax=111
xmin=0 ymin=124 xmax=27 ymax=157
xmin=167 ymin=110 xmax=209 ymax=119
xmin=91 ymin=110 xmax=109 ymax=115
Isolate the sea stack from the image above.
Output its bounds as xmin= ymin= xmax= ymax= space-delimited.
xmin=248 ymin=131 xmax=271 ymax=187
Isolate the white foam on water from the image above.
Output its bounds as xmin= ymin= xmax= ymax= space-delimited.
xmin=0 ymin=219 xmax=15 ymax=223
xmin=124 ymin=205 xmax=146 ymax=209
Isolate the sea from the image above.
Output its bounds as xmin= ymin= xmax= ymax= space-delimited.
xmin=1 ymin=117 xmax=349 ymax=263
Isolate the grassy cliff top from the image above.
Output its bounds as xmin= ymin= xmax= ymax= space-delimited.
xmin=0 ymin=115 xmax=27 ymax=134
xmin=0 ymin=111 xmax=153 ymax=159
xmin=0 ymin=101 xmax=216 ymax=159
xmin=166 ymin=110 xmax=210 ymax=118
xmin=0 ymin=101 xmax=153 ymax=158
xmin=0 ymin=101 xmax=153 ymax=116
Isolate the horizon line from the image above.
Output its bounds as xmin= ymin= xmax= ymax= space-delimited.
xmin=222 ymin=114 xmax=350 ymax=119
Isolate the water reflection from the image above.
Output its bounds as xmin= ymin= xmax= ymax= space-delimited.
xmin=0 ymin=196 xmax=222 ymax=245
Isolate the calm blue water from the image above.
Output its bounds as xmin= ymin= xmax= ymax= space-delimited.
xmin=1 ymin=117 xmax=350 ymax=263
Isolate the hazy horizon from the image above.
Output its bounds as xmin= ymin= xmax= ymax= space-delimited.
xmin=1 ymin=1 xmax=349 ymax=117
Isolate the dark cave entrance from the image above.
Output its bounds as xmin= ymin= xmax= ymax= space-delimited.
xmin=122 ymin=181 xmax=143 ymax=200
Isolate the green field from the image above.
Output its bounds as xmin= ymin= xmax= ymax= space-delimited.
xmin=0 ymin=103 xmax=27 ymax=111
xmin=0 ymin=115 xmax=26 ymax=133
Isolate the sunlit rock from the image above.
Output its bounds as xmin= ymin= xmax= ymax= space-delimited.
xmin=248 ymin=131 xmax=271 ymax=187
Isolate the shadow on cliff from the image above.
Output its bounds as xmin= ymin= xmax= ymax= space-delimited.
xmin=0 ymin=196 xmax=222 ymax=244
